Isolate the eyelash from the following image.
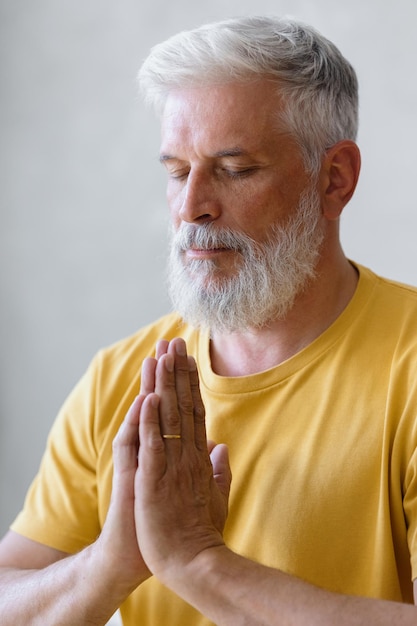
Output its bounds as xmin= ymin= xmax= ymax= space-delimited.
xmin=169 ymin=172 xmax=188 ymax=180
xmin=223 ymin=168 xmax=254 ymax=179
xmin=168 ymin=168 xmax=255 ymax=181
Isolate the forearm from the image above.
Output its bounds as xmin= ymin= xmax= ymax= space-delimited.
xmin=0 ymin=543 xmax=143 ymax=626
xmin=167 ymin=546 xmax=417 ymax=626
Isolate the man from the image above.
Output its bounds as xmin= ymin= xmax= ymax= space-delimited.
xmin=0 ymin=15 xmax=416 ymax=625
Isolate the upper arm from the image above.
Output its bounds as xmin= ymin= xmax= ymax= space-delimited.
xmin=0 ymin=530 xmax=69 ymax=570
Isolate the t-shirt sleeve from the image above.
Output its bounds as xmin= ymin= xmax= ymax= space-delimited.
xmin=11 ymin=357 xmax=101 ymax=554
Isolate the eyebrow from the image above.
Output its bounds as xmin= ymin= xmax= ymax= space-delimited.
xmin=159 ymin=146 xmax=250 ymax=163
xmin=212 ymin=147 xmax=250 ymax=158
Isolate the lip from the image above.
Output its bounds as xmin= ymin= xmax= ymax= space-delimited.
xmin=185 ymin=247 xmax=231 ymax=259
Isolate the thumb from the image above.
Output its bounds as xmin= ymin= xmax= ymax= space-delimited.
xmin=210 ymin=443 xmax=232 ymax=500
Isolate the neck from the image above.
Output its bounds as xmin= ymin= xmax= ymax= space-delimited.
xmin=209 ymin=253 xmax=358 ymax=377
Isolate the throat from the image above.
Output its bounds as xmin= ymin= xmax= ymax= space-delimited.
xmin=209 ymin=329 xmax=306 ymax=376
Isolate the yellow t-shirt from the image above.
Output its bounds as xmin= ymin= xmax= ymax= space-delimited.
xmin=11 ymin=264 xmax=417 ymax=623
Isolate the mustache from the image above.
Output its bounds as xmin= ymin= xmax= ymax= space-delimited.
xmin=171 ymin=223 xmax=254 ymax=253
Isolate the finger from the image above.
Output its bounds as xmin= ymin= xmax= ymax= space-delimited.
xmin=155 ymin=353 xmax=182 ymax=443
xmin=210 ymin=443 xmax=232 ymax=500
xmin=112 ymin=395 xmax=144 ymax=473
xmin=188 ymin=356 xmax=207 ymax=452
xmin=156 ymin=339 xmax=169 ymax=360
xmin=167 ymin=338 xmax=194 ymax=443
xmin=140 ymin=356 xmax=157 ymax=395
xmin=138 ymin=393 xmax=166 ymax=476
xmin=207 ymin=439 xmax=216 ymax=455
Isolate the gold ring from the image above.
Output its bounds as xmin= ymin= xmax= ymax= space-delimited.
xmin=162 ymin=434 xmax=181 ymax=439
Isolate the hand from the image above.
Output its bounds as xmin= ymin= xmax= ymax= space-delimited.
xmin=93 ymin=345 xmax=169 ymax=590
xmin=134 ymin=338 xmax=231 ymax=585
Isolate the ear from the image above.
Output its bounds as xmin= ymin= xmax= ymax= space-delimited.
xmin=319 ymin=140 xmax=361 ymax=220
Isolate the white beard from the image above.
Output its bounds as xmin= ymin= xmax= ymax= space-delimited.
xmin=167 ymin=185 xmax=324 ymax=334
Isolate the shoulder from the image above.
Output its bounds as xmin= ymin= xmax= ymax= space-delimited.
xmin=355 ymin=263 xmax=417 ymax=316
xmin=52 ymin=311 xmax=200 ymax=453
xmin=356 ymin=265 xmax=417 ymax=371
xmin=345 ymin=264 xmax=417 ymax=365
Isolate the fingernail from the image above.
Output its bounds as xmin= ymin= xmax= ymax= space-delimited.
xmin=175 ymin=340 xmax=186 ymax=356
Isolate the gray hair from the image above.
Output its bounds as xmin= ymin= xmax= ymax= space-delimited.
xmin=138 ymin=16 xmax=359 ymax=174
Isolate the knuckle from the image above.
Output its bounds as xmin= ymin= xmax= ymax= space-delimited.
xmin=164 ymin=406 xmax=181 ymax=430
xmin=177 ymin=392 xmax=194 ymax=415
xmin=148 ymin=433 xmax=165 ymax=453
xmin=193 ymin=404 xmax=206 ymax=422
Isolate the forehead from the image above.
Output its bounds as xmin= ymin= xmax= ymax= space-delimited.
xmin=160 ymin=80 xmax=289 ymax=154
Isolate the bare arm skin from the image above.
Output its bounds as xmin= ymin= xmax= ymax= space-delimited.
xmin=0 ymin=532 xmax=141 ymax=626
xmin=135 ymin=337 xmax=417 ymax=626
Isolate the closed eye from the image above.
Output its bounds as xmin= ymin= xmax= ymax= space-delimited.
xmin=221 ymin=167 xmax=258 ymax=179
xmin=168 ymin=170 xmax=189 ymax=180
xmin=163 ymin=165 xmax=190 ymax=181
xmin=159 ymin=155 xmax=190 ymax=181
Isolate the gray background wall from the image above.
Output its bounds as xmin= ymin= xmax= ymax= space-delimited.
xmin=1 ymin=0 xmax=417 ymax=536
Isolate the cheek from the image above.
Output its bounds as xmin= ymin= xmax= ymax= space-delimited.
xmin=166 ymin=185 xmax=183 ymax=223
xmin=231 ymin=188 xmax=279 ymax=234
xmin=169 ymin=208 xmax=181 ymax=230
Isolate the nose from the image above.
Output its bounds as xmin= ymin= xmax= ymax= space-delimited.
xmin=177 ymin=169 xmax=221 ymax=224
